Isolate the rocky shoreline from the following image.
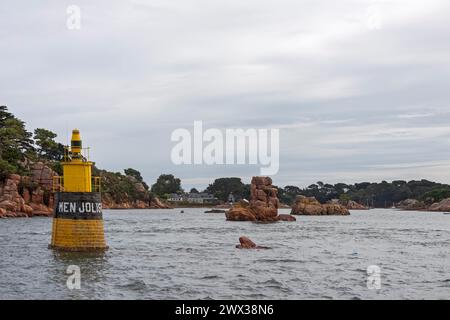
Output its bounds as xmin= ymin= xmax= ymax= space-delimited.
xmin=3 ymin=165 xmax=450 ymax=219
xmin=291 ymin=195 xmax=350 ymax=216
xmin=396 ymin=198 xmax=450 ymax=212
xmin=102 ymin=194 xmax=172 ymax=210
xmin=0 ymin=164 xmax=54 ymax=218
xmin=0 ymin=162 xmax=171 ymax=218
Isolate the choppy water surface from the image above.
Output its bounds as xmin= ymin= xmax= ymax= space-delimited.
xmin=0 ymin=209 xmax=449 ymax=299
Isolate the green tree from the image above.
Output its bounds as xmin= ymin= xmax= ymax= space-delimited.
xmin=190 ymin=188 xmax=199 ymax=194
xmin=0 ymin=158 xmax=15 ymax=181
xmin=124 ymin=168 xmax=149 ymax=190
xmin=421 ymin=188 xmax=450 ymax=204
xmin=0 ymin=106 xmax=35 ymax=175
xmin=98 ymin=169 xmax=152 ymax=203
xmin=151 ymin=174 xmax=182 ymax=196
xmin=242 ymin=184 xmax=251 ymax=200
xmin=279 ymin=185 xmax=302 ymax=204
xmin=34 ymin=128 xmax=65 ymax=161
xmin=339 ymin=193 xmax=351 ymax=204
xmin=205 ymin=177 xmax=245 ymax=202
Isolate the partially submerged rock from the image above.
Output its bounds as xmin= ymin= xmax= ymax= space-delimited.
xmin=396 ymin=199 xmax=427 ymax=210
xmin=291 ymin=195 xmax=350 ymax=215
xmin=277 ymin=214 xmax=296 ymax=221
xmin=345 ymin=200 xmax=368 ymax=210
xmin=329 ymin=199 xmax=368 ymax=210
xmin=205 ymin=209 xmax=226 ymax=213
xmin=235 ymin=236 xmax=270 ymax=249
xmin=428 ymin=198 xmax=450 ymax=212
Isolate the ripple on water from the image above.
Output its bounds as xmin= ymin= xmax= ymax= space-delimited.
xmin=0 ymin=208 xmax=449 ymax=299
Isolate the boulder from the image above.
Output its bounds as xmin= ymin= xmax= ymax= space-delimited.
xmin=151 ymin=197 xmax=173 ymax=209
xmin=29 ymin=203 xmax=52 ymax=216
xmin=30 ymin=162 xmax=56 ymax=190
xmin=0 ymin=207 xmax=6 ymax=218
xmin=235 ymin=236 xmax=270 ymax=249
xmin=397 ymin=199 xmax=426 ymax=210
xmin=331 ymin=199 xmax=368 ymax=210
xmin=9 ymin=174 xmax=21 ymax=182
xmin=135 ymin=200 xmax=147 ymax=209
xmin=0 ymin=200 xmax=18 ymax=212
xmin=236 ymin=236 xmax=256 ymax=248
xmin=251 ymin=177 xmax=272 ymax=187
xmin=22 ymin=204 xmax=34 ymax=216
xmin=22 ymin=189 xmax=31 ymax=203
xmin=346 ymin=200 xmax=368 ymax=210
xmin=3 ymin=178 xmax=18 ymax=194
xmin=0 ymin=165 xmax=55 ymax=218
xmin=134 ymin=182 xmax=146 ymax=193
xmin=429 ymin=198 xmax=450 ymax=212
xmin=277 ymin=214 xmax=296 ymax=221
xmin=291 ymin=195 xmax=350 ymax=215
xmin=14 ymin=212 xmax=28 ymax=218
xmin=31 ymin=189 xmax=45 ymax=205
xmin=226 ymin=176 xmax=295 ymax=222
xmin=225 ymin=203 xmax=257 ymax=221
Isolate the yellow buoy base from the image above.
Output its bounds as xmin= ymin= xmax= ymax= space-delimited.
xmin=50 ymin=218 xmax=108 ymax=251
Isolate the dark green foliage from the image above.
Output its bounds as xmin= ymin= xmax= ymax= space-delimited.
xmin=278 ymin=185 xmax=302 ymax=205
xmin=34 ymin=128 xmax=65 ymax=161
xmin=205 ymin=177 xmax=245 ymax=202
xmin=278 ymin=180 xmax=450 ymax=207
xmin=151 ymin=174 xmax=183 ymax=197
xmin=0 ymin=106 xmax=35 ymax=167
xmin=124 ymin=168 xmax=149 ymax=190
xmin=98 ymin=169 xmax=153 ymax=203
xmin=124 ymin=168 xmax=143 ymax=182
xmin=0 ymin=158 xmax=15 ymax=182
xmin=421 ymin=188 xmax=450 ymax=204
xmin=242 ymin=184 xmax=251 ymax=200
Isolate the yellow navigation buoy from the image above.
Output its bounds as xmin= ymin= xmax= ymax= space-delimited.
xmin=50 ymin=129 xmax=107 ymax=251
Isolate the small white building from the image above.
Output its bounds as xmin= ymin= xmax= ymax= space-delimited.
xmin=187 ymin=192 xmax=218 ymax=204
xmin=168 ymin=192 xmax=218 ymax=204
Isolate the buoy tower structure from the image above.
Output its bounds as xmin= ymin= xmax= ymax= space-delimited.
xmin=50 ymin=129 xmax=107 ymax=251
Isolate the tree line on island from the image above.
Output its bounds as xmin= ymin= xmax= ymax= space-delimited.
xmin=150 ymin=174 xmax=450 ymax=208
xmin=2 ymin=105 xmax=450 ymax=210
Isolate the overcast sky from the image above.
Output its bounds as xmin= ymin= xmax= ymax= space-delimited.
xmin=2 ymin=0 xmax=450 ymax=190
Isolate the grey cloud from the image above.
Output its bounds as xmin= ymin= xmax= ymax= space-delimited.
xmin=1 ymin=0 xmax=450 ymax=190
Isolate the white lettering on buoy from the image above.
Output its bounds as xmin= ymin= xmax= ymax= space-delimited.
xmin=58 ymin=201 xmax=102 ymax=214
